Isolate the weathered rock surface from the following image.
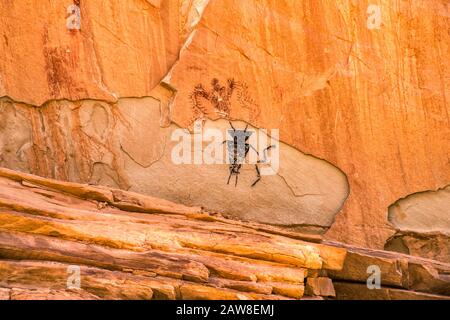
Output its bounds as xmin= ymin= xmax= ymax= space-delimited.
xmin=0 ymin=0 xmax=182 ymax=105
xmin=0 ymin=168 xmax=449 ymax=300
xmin=385 ymin=232 xmax=450 ymax=264
xmin=305 ymin=277 xmax=336 ymax=298
xmin=327 ymin=241 xmax=450 ymax=299
xmin=386 ymin=186 xmax=450 ymax=262
xmin=0 ymin=0 xmax=449 ymax=252
xmin=0 ymin=97 xmax=349 ymax=233
xmin=163 ymin=0 xmax=450 ymax=249
xmin=0 ymin=168 xmax=347 ymax=300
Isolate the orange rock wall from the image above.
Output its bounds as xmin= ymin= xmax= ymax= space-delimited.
xmin=0 ymin=0 xmax=449 ymax=249
xmin=0 ymin=0 xmax=180 ymax=104
xmin=166 ymin=0 xmax=450 ymax=247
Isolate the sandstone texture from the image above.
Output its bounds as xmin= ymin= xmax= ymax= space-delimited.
xmin=0 ymin=0 xmax=449 ymax=257
xmin=163 ymin=0 xmax=450 ymax=249
xmin=386 ymin=186 xmax=450 ymax=262
xmin=0 ymin=0 xmax=181 ymax=105
xmin=0 ymin=97 xmax=349 ymax=233
xmin=0 ymin=168 xmax=448 ymax=300
xmin=0 ymin=168 xmax=346 ymax=300
xmin=327 ymin=241 xmax=450 ymax=299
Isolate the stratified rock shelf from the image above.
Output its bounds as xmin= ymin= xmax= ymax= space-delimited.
xmin=0 ymin=168 xmax=448 ymax=300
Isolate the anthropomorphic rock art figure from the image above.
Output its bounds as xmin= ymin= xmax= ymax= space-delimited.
xmin=222 ymin=122 xmax=274 ymax=187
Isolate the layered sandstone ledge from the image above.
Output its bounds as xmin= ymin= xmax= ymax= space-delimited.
xmin=0 ymin=168 xmax=448 ymax=300
xmin=0 ymin=167 xmax=343 ymax=300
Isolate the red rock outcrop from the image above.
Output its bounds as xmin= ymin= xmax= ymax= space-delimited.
xmin=0 ymin=168 xmax=448 ymax=300
xmin=327 ymin=241 xmax=450 ymax=300
xmin=0 ymin=0 xmax=449 ymax=257
xmin=0 ymin=168 xmax=345 ymax=300
xmin=164 ymin=0 xmax=450 ymax=249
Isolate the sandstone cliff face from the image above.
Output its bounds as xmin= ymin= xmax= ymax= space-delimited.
xmin=0 ymin=0 xmax=181 ymax=104
xmin=164 ymin=0 xmax=450 ymax=249
xmin=0 ymin=0 xmax=449 ymax=254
